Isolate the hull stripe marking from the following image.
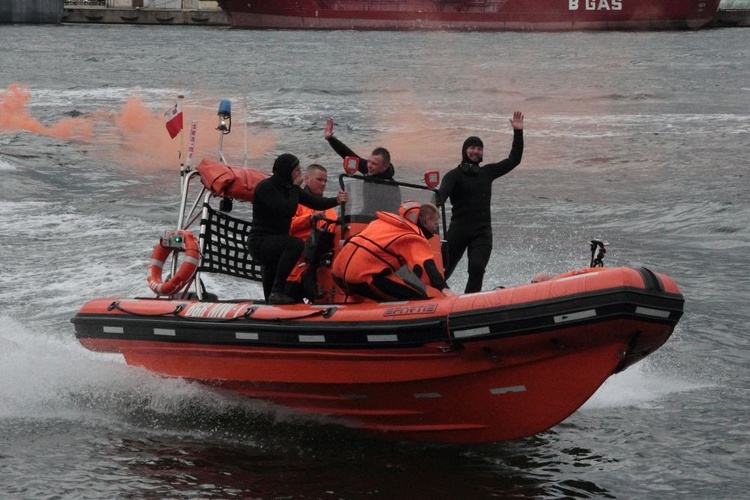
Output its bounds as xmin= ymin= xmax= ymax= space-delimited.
xmin=154 ymin=328 xmax=176 ymax=336
xmin=453 ymin=326 xmax=491 ymax=338
xmin=103 ymin=326 xmax=123 ymax=334
xmin=299 ymin=335 xmax=325 ymax=342
xmin=490 ymin=385 xmax=527 ymax=395
xmin=635 ymin=306 xmax=671 ymax=318
xmin=554 ymin=309 xmax=596 ymax=323
xmin=236 ymin=332 xmax=259 ymax=340
xmin=367 ymin=334 xmax=399 ymax=342
xmin=414 ymin=392 xmax=442 ymax=399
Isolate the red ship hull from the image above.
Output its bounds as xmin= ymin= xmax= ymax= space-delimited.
xmin=217 ymin=0 xmax=720 ymax=30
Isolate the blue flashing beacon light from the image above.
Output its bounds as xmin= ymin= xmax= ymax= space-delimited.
xmin=217 ymin=100 xmax=231 ymax=134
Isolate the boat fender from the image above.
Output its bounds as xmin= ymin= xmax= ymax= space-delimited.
xmin=147 ymin=230 xmax=201 ymax=296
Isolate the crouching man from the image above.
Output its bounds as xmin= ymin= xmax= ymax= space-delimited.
xmin=332 ymin=201 xmax=455 ymax=302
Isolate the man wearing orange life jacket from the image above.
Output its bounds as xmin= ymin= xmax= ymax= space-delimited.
xmin=332 ymin=201 xmax=455 ymax=302
xmin=286 ymin=164 xmax=339 ymax=301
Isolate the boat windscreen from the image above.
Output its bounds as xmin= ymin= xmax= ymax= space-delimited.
xmin=339 ymin=175 xmax=439 ymax=224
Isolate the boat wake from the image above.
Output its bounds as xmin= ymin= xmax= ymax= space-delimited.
xmin=582 ymin=363 xmax=713 ymax=410
xmin=0 ymin=315 xmax=350 ymax=445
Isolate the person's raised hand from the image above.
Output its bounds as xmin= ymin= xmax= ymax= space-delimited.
xmin=324 ymin=118 xmax=335 ymax=139
xmin=510 ymin=110 xmax=524 ymax=130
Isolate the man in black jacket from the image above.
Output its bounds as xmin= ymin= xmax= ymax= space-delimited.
xmin=324 ymin=118 xmax=401 ymax=218
xmin=324 ymin=118 xmax=395 ymax=179
xmin=247 ymin=153 xmax=348 ymax=304
xmin=438 ymin=111 xmax=524 ymax=293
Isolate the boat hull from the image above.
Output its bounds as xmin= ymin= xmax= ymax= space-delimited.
xmin=217 ymin=0 xmax=721 ymax=31
xmin=73 ymin=266 xmax=684 ymax=443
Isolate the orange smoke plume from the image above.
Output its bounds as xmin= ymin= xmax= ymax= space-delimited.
xmin=103 ymin=98 xmax=184 ymax=170
xmin=0 ymin=83 xmax=280 ymax=172
xmin=0 ymin=83 xmax=92 ymax=140
xmin=331 ymin=89 xmax=456 ymax=173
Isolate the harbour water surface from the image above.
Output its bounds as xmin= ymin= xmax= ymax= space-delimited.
xmin=0 ymin=25 xmax=748 ymax=498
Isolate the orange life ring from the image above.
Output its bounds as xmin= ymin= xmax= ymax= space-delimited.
xmin=147 ymin=230 xmax=200 ymax=296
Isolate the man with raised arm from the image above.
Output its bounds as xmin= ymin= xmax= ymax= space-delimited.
xmin=438 ymin=111 xmax=524 ymax=293
xmin=324 ymin=118 xmax=401 ymax=218
xmin=324 ymin=118 xmax=395 ymax=180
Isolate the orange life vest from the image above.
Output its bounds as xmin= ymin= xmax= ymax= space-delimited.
xmin=331 ymin=211 xmax=436 ymax=289
xmin=288 ymin=204 xmax=337 ymax=283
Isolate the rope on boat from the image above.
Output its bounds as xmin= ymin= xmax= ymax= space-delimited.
xmin=261 ymin=307 xmax=337 ymax=321
xmin=107 ymin=301 xmax=185 ymax=316
xmin=104 ymin=302 xmax=336 ymax=321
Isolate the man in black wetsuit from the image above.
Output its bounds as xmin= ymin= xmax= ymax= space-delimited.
xmin=247 ymin=153 xmax=348 ymax=305
xmin=324 ymin=118 xmax=401 ymax=217
xmin=438 ymin=111 xmax=524 ymax=294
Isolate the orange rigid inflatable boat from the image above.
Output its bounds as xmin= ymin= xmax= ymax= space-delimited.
xmin=75 ymin=266 xmax=683 ymax=443
xmin=72 ymin=137 xmax=684 ymax=443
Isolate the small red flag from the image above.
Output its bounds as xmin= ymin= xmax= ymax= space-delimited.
xmin=164 ymin=100 xmax=183 ymax=139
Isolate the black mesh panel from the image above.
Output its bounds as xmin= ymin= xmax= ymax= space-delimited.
xmin=198 ymin=204 xmax=263 ymax=282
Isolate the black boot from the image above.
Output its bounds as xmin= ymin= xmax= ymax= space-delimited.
xmin=284 ymin=281 xmax=303 ymax=303
xmin=268 ymin=291 xmax=295 ymax=305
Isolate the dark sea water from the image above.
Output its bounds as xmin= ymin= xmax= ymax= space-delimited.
xmin=1 ymin=24 xmax=748 ymax=499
